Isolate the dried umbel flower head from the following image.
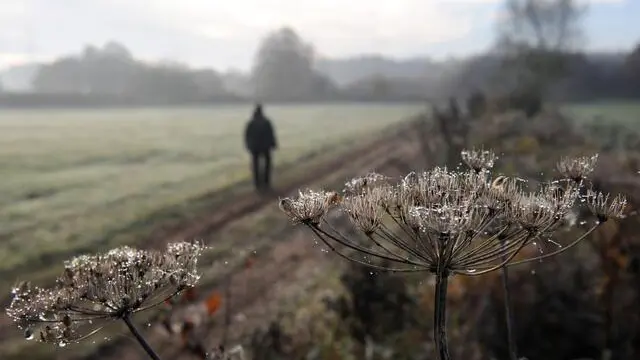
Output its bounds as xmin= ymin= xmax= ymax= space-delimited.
xmin=278 ymin=148 xmax=626 ymax=277
xmin=461 ymin=148 xmax=497 ymax=173
xmin=481 ymin=176 xmax=521 ymax=210
xmin=279 ymin=148 xmax=630 ymax=360
xmin=279 ymin=189 xmax=339 ymax=225
xmin=556 ymin=154 xmax=599 ymax=183
xmin=344 ymin=172 xmax=389 ymax=195
xmin=585 ymin=189 xmax=627 ymax=222
xmin=6 ymin=241 xmax=203 ymax=347
xmin=410 ymin=202 xmax=475 ymax=236
xmin=342 ymin=188 xmax=388 ymax=235
xmin=506 ymin=191 xmax=568 ymax=233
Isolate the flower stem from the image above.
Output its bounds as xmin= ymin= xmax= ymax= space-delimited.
xmin=500 ymin=265 xmax=518 ymax=360
xmin=497 ymin=234 xmax=518 ymax=360
xmin=434 ymin=271 xmax=451 ymax=360
xmin=122 ymin=313 xmax=161 ymax=360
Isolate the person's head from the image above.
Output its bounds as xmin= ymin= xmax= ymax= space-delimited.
xmin=252 ymin=103 xmax=264 ymax=119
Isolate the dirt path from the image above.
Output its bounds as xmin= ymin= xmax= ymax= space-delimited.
xmin=161 ymin=141 xmax=416 ymax=360
xmin=149 ymin=125 xmax=415 ymax=250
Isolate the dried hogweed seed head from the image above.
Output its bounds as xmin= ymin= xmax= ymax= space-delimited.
xmin=277 ymin=153 xmax=629 ymax=277
xmin=455 ymin=169 xmax=487 ymax=199
xmin=413 ymin=167 xmax=461 ymax=205
xmin=540 ymin=181 xmax=579 ymax=212
xmin=278 ymin=189 xmax=335 ymax=225
xmin=461 ymin=148 xmax=497 ymax=172
xmin=479 ymin=176 xmax=521 ymax=210
xmin=556 ymin=154 xmax=599 ymax=182
xmin=341 ymin=186 xmax=390 ymax=234
xmin=507 ymin=192 xmax=560 ymax=233
xmin=396 ymin=172 xmax=420 ymax=207
xmin=6 ymin=242 xmax=203 ymax=346
xmin=585 ymin=189 xmax=627 ymax=222
xmin=344 ymin=172 xmax=389 ymax=195
xmin=409 ymin=201 xmax=474 ymax=236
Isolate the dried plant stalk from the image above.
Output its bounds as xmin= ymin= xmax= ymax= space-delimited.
xmin=279 ymin=148 xmax=626 ymax=360
xmin=6 ymin=241 xmax=204 ymax=360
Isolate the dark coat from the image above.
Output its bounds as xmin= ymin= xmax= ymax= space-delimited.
xmin=244 ymin=111 xmax=277 ymax=154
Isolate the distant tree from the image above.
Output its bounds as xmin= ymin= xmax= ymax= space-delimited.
xmin=251 ymin=27 xmax=335 ymax=101
xmin=627 ymin=43 xmax=640 ymax=70
xmin=33 ymin=42 xmax=137 ymax=95
xmin=129 ymin=63 xmax=202 ymax=102
xmin=192 ymin=69 xmax=226 ymax=98
xmin=33 ymin=57 xmax=87 ymax=93
xmin=82 ymin=42 xmax=136 ymax=95
xmin=496 ymin=0 xmax=587 ymax=102
xmin=624 ymin=43 xmax=640 ymax=96
xmin=101 ymin=41 xmax=134 ymax=60
xmin=31 ymin=41 xmax=229 ymax=103
xmin=466 ymin=89 xmax=487 ymax=118
xmin=344 ymin=74 xmax=391 ymax=99
xmin=371 ymin=75 xmax=391 ymax=98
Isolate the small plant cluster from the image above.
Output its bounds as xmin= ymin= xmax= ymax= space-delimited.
xmin=6 ymin=242 xmax=204 ymax=360
xmin=279 ymin=148 xmax=627 ymax=360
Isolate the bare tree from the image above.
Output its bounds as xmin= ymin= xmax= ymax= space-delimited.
xmin=624 ymin=43 xmax=640 ymax=95
xmin=251 ymin=27 xmax=335 ymax=102
xmin=496 ymin=0 xmax=588 ymax=97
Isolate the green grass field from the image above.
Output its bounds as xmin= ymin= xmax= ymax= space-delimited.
xmin=564 ymin=101 xmax=640 ymax=127
xmin=0 ymin=103 xmax=423 ymax=277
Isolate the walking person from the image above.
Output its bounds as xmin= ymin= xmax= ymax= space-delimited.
xmin=244 ymin=103 xmax=277 ymax=192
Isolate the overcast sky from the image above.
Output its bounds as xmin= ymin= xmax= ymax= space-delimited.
xmin=0 ymin=0 xmax=637 ymax=71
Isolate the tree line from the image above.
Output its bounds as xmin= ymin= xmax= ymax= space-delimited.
xmin=445 ymin=0 xmax=640 ymax=103
xmin=1 ymin=0 xmax=639 ymax=107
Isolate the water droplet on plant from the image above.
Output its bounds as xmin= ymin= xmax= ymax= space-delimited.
xmin=24 ymin=328 xmax=34 ymax=340
xmin=58 ymin=341 xmax=67 ymax=348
